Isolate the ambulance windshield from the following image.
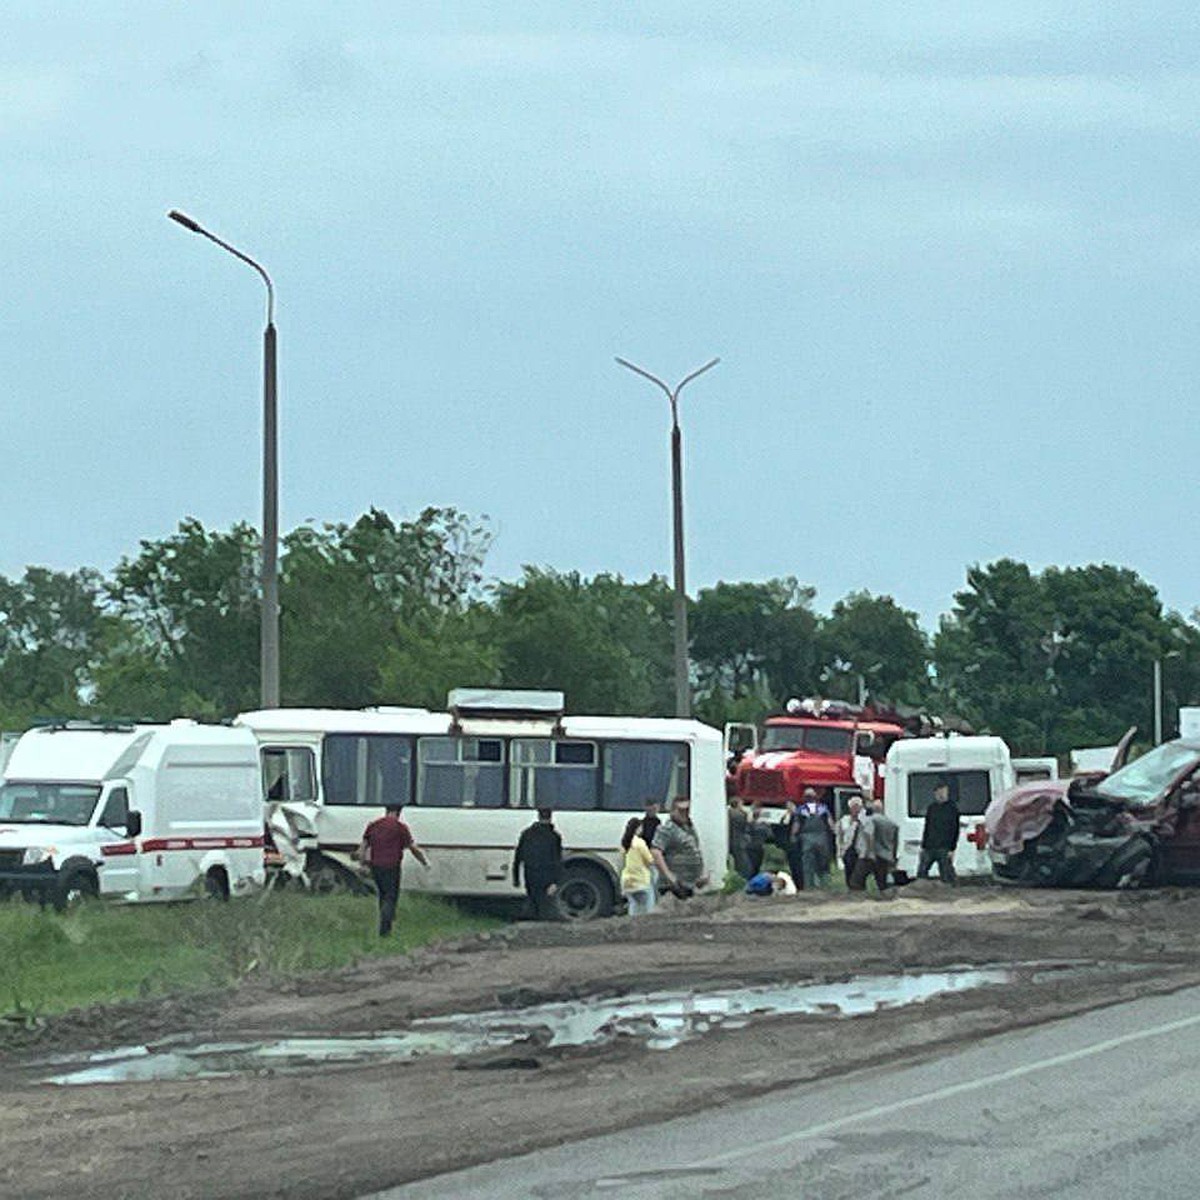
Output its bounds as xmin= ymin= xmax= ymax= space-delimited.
xmin=0 ymin=782 xmax=100 ymax=826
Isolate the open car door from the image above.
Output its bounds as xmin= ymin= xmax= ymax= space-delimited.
xmin=723 ymin=723 xmax=758 ymax=761
xmin=1110 ymin=726 xmax=1138 ymax=773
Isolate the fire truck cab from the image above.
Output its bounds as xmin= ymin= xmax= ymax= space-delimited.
xmin=727 ymin=699 xmax=908 ymax=816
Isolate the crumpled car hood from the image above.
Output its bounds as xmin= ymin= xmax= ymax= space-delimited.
xmin=985 ymin=781 xmax=1072 ymax=856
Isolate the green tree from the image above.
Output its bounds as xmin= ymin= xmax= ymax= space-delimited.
xmin=100 ymin=519 xmax=261 ymax=717
xmin=933 ymin=558 xmax=1192 ymax=754
xmin=0 ymin=567 xmax=110 ymax=725
xmin=819 ymin=590 xmax=930 ymax=704
xmin=492 ymin=568 xmax=674 ymax=715
xmin=1043 ymin=564 xmax=1177 ymax=749
xmin=690 ymin=578 xmax=820 ymax=721
xmin=933 ymin=559 xmax=1056 ymax=751
xmin=282 ymin=506 xmax=493 ymax=708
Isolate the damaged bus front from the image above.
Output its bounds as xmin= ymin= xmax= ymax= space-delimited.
xmin=986 ymin=731 xmax=1200 ymax=888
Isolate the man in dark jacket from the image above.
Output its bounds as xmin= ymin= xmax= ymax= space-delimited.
xmin=918 ymin=778 xmax=960 ymax=882
xmin=513 ymin=807 xmax=564 ymax=919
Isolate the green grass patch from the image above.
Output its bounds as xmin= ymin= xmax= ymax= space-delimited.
xmin=0 ymin=891 xmax=500 ymax=1020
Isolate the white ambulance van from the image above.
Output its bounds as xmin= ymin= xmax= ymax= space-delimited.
xmin=0 ymin=721 xmax=265 ymax=908
xmin=885 ymin=735 xmax=1015 ymax=879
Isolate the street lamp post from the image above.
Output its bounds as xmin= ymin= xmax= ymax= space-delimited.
xmin=615 ymin=356 xmax=720 ymax=719
xmin=168 ymin=210 xmax=280 ymax=709
xmin=1154 ymin=650 xmax=1183 ymax=745
xmin=1155 ymin=658 xmax=1164 ymax=746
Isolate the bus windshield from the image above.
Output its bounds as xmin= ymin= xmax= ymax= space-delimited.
xmin=0 ymin=782 xmax=101 ymax=826
xmin=760 ymin=725 xmax=853 ymax=756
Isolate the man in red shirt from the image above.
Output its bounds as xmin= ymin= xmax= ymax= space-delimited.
xmin=359 ymin=804 xmax=429 ymax=936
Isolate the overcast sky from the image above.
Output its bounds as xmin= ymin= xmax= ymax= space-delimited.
xmin=4 ymin=3 xmax=1200 ymax=627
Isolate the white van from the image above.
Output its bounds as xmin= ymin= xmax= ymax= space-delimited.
xmin=884 ymin=736 xmax=1015 ymax=879
xmin=1012 ymin=756 xmax=1059 ymax=785
xmin=0 ymin=721 xmax=265 ymax=908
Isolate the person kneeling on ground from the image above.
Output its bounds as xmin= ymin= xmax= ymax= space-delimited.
xmin=652 ymin=796 xmax=709 ymax=899
xmin=513 ymin=807 xmax=564 ymax=920
xmin=359 ymin=804 xmax=430 ymax=937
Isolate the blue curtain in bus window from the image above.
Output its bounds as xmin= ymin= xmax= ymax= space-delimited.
xmin=542 ymin=743 xmax=598 ymax=810
xmin=323 ymin=735 xmax=360 ymax=805
xmin=604 ymin=742 xmax=684 ymax=810
xmin=370 ymin=737 xmax=412 ymax=808
xmin=323 ymin=735 xmax=411 ymax=806
xmin=418 ymin=738 xmax=505 ymax=808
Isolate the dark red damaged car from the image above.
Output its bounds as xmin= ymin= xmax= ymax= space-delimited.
xmin=985 ymin=731 xmax=1200 ymax=888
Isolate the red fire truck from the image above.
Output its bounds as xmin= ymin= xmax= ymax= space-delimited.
xmin=727 ymin=699 xmax=922 ymax=815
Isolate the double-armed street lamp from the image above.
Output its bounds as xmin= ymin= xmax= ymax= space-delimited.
xmin=615 ymin=356 xmax=720 ymax=719
xmin=168 ymin=210 xmax=280 ymax=709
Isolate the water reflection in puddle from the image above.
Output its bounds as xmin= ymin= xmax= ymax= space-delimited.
xmin=44 ymin=968 xmax=1011 ymax=1086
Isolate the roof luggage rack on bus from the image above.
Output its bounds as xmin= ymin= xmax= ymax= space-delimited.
xmin=447 ymin=688 xmax=566 ymax=734
xmin=29 ymin=718 xmax=139 ymax=733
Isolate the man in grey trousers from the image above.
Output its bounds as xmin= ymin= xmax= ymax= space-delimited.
xmin=849 ymin=799 xmax=899 ymax=892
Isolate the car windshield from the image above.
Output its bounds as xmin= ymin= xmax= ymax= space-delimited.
xmin=0 ymin=782 xmax=100 ymax=826
xmin=1096 ymin=742 xmax=1200 ymax=807
xmin=760 ymin=725 xmax=854 ymax=756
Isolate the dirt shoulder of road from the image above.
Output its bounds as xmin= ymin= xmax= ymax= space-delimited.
xmin=3 ymin=884 xmax=1198 ymax=1200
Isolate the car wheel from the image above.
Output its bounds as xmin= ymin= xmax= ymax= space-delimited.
xmin=557 ymin=863 xmax=615 ymax=921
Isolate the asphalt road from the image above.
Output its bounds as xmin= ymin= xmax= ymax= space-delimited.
xmin=371 ymin=982 xmax=1200 ymax=1199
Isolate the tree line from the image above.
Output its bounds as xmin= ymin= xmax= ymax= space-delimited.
xmin=2 ymin=506 xmax=1197 ymax=755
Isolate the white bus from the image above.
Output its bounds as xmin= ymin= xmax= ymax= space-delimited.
xmin=237 ymin=690 xmax=727 ymax=919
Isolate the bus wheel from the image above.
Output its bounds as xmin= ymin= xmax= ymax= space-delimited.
xmin=305 ymin=858 xmax=372 ymax=896
xmin=557 ymin=863 xmax=615 ymax=921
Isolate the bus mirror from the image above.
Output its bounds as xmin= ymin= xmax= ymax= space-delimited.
xmin=126 ymin=810 xmax=143 ymax=838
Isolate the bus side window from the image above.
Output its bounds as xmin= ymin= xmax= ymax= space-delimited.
xmin=324 ymin=735 xmax=412 ymax=807
xmin=417 ymin=737 xmax=505 ymax=808
xmin=602 ymin=742 xmax=689 ymax=810
xmin=511 ymin=740 xmax=598 ymax=810
xmin=261 ymin=747 xmax=317 ymax=804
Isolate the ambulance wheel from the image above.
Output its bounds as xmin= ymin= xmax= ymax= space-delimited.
xmin=204 ymin=867 xmax=231 ymax=901
xmin=55 ymin=869 xmax=98 ymax=911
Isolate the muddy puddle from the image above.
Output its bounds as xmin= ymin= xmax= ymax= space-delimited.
xmin=42 ymin=966 xmax=1023 ymax=1085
